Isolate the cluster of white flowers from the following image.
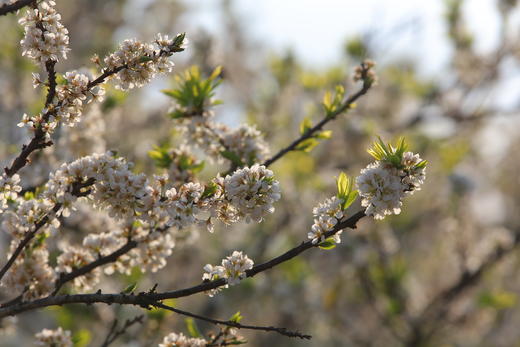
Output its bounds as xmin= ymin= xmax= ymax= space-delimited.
xmin=2 ymin=247 xmax=56 ymax=300
xmin=223 ymin=164 xmax=281 ymax=223
xmin=0 ymin=173 xmax=21 ymax=213
xmin=103 ymin=34 xmax=183 ymax=91
xmin=308 ymin=196 xmax=344 ymax=244
xmin=202 ymin=251 xmax=254 ymax=296
xmin=56 ymin=244 xmax=100 ymax=291
xmin=0 ymin=147 xmax=281 ymax=294
xmin=356 ymin=152 xmax=426 ymax=220
xmin=159 ymin=332 xmax=206 ymax=347
xmin=34 ymin=327 xmax=72 ymax=347
xmin=19 ymin=0 xmax=69 ymax=65
xmin=221 ymin=124 xmax=271 ymax=165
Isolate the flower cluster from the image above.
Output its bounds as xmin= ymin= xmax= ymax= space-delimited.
xmin=0 ymin=173 xmax=21 ymax=213
xmin=159 ymin=332 xmax=207 ymax=347
xmin=19 ymin=0 xmax=69 ymax=65
xmin=2 ymin=247 xmax=56 ymax=300
xmin=356 ymin=139 xmax=426 ymax=220
xmin=103 ymin=33 xmax=185 ymax=91
xmin=202 ymin=251 xmax=254 ymax=296
xmin=221 ymin=124 xmax=271 ymax=165
xmin=223 ymin=164 xmax=281 ymax=223
xmin=34 ymin=327 xmax=72 ymax=347
xmin=308 ymin=196 xmax=344 ymax=244
xmin=56 ymin=244 xmax=100 ymax=291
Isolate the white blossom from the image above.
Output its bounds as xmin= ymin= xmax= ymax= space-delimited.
xmin=203 ymin=251 xmax=254 ymax=295
xmin=308 ymin=196 xmax=345 ymax=244
xmin=356 ymin=162 xmax=404 ymax=220
xmin=0 ymin=173 xmax=21 ymax=213
xmin=103 ymin=36 xmax=178 ymax=91
xmin=19 ymin=0 xmax=69 ymax=65
xmin=34 ymin=327 xmax=72 ymax=347
xmin=2 ymin=245 xmax=56 ymax=300
xmin=159 ymin=332 xmax=206 ymax=347
xmin=224 ymin=164 xmax=281 ymax=223
xmin=56 ymin=245 xmax=100 ymax=291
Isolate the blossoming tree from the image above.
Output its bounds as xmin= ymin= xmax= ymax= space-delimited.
xmin=10 ymin=0 xmax=520 ymax=346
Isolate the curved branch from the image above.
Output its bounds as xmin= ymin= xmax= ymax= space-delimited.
xmin=0 ymin=178 xmax=95 ymax=282
xmin=152 ymin=301 xmax=311 ymax=339
xmin=0 ymin=210 xmax=366 ymax=318
xmin=262 ymin=75 xmax=373 ymax=168
xmin=0 ymin=0 xmax=35 ymax=16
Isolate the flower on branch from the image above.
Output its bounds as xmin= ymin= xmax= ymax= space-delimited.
xmin=34 ymin=327 xmax=72 ymax=347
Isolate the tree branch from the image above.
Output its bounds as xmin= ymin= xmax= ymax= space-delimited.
xmin=152 ymin=301 xmax=311 ymax=340
xmin=0 ymin=210 xmax=366 ymax=318
xmin=0 ymin=0 xmax=36 ymax=16
xmin=262 ymin=74 xmax=373 ymax=168
xmin=0 ymin=178 xmax=95 ymax=282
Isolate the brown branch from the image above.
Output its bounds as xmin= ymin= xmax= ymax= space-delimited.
xmin=0 ymin=0 xmax=36 ymax=16
xmin=0 ymin=178 xmax=95 ymax=282
xmin=152 ymin=301 xmax=311 ymax=340
xmin=4 ymin=41 xmax=185 ymax=178
xmin=52 ymin=240 xmax=138 ymax=296
xmin=262 ymin=70 xmax=373 ymax=168
xmin=0 ymin=210 xmax=366 ymax=318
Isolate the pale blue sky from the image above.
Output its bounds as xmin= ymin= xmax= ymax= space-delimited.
xmin=182 ymin=0 xmax=507 ymax=76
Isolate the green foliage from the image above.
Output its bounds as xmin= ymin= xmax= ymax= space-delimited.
xmin=295 ymin=117 xmax=333 ymax=153
xmin=72 ymin=329 xmax=91 ymax=347
xmin=367 ymin=136 xmax=427 ymax=170
xmin=478 ymin=290 xmax=517 ymax=310
xmin=220 ymin=150 xmax=244 ymax=167
xmin=178 ymin=154 xmax=205 ymax=173
xmin=148 ymin=145 xmax=173 ymax=169
xmin=163 ymin=65 xmax=222 ymax=118
xmin=229 ymin=311 xmax=243 ymax=323
xmin=336 ymin=172 xmax=358 ymax=210
xmin=318 ymin=238 xmax=337 ymax=250
xmin=201 ymin=182 xmax=219 ymax=199
xmin=322 ymin=85 xmax=346 ymax=117
xmin=185 ymin=317 xmax=203 ymax=338
xmin=121 ymin=282 xmax=137 ymax=294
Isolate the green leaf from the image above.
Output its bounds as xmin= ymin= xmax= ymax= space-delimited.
xmin=299 ymin=117 xmax=313 ymax=135
xmin=72 ymin=329 xmax=91 ymax=347
xmin=295 ymin=138 xmax=319 ymax=153
xmin=315 ymin=130 xmax=332 ymax=139
xmin=32 ymin=231 xmax=49 ymax=249
xmin=336 ymin=172 xmax=358 ymax=210
xmin=220 ymin=150 xmax=243 ymax=166
xmin=148 ymin=145 xmax=172 ymax=169
xmin=318 ymin=238 xmax=337 ymax=250
xmin=139 ymin=56 xmax=154 ymax=63
xmin=121 ymin=282 xmax=137 ymax=294
xmin=478 ymin=290 xmax=517 ymax=310
xmin=201 ymin=182 xmax=218 ymax=199
xmin=229 ymin=311 xmax=243 ymax=323
xmin=185 ymin=318 xmax=202 ymax=338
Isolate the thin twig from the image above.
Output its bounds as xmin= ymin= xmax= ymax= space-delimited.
xmin=99 ymin=315 xmax=144 ymax=347
xmin=0 ymin=0 xmax=36 ymax=16
xmin=262 ymin=72 xmax=373 ymax=168
xmin=152 ymin=301 xmax=311 ymax=340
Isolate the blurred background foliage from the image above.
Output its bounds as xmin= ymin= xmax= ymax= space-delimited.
xmin=2 ymin=0 xmax=520 ymax=346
